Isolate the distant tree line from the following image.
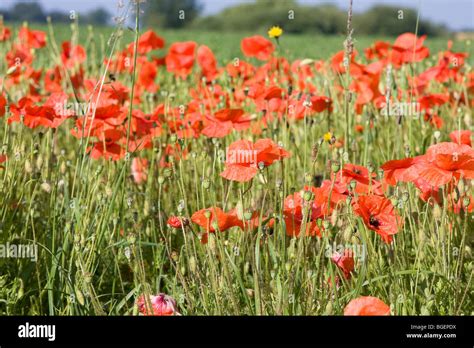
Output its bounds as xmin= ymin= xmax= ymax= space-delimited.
xmin=0 ymin=0 xmax=450 ymax=36
xmin=145 ymin=0 xmax=449 ymax=36
xmin=0 ymin=2 xmax=111 ymax=26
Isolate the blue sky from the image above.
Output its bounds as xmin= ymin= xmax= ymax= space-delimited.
xmin=0 ymin=0 xmax=472 ymax=30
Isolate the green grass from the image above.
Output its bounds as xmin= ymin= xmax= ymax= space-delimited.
xmin=7 ymin=22 xmax=473 ymax=64
xmin=0 ymin=20 xmax=472 ymax=316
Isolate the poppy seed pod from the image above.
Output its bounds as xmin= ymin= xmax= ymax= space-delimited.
xmin=367 ymin=162 xmax=375 ymax=173
xmin=303 ymin=190 xmax=313 ymax=202
xmin=331 ymin=162 xmax=340 ymax=173
xmin=462 ymin=197 xmax=471 ymax=208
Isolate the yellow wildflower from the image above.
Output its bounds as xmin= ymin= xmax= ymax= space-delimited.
xmin=268 ymin=26 xmax=283 ymax=39
xmin=323 ymin=132 xmax=332 ymax=142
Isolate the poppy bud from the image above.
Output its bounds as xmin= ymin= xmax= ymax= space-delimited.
xmin=25 ymin=159 xmax=32 ymax=173
xmin=324 ymin=301 xmax=333 ymax=315
xmin=202 ymin=179 xmax=210 ymax=189
xmin=170 ymin=134 xmax=177 ymax=143
xmin=144 ymin=200 xmax=150 ymax=217
xmin=452 ymin=188 xmax=460 ymax=202
xmin=323 ymin=220 xmax=330 ymax=230
xmin=401 ymin=191 xmax=409 ymax=202
xmin=244 ymin=211 xmax=253 ymax=221
xmin=390 ymin=197 xmax=398 ymax=207
xmin=343 ymin=226 xmax=352 ymax=241
xmin=158 ymin=176 xmax=165 ymax=184
xmin=41 ymin=182 xmax=51 ymax=193
xmin=349 ymin=179 xmax=357 ymax=190
xmin=275 ymin=179 xmax=283 ymax=190
xmin=167 ymin=216 xmax=188 ymax=229
xmin=330 ymin=210 xmax=338 ymax=226
xmin=346 ymin=195 xmax=352 ymax=205
xmin=75 ymin=288 xmax=85 ymax=306
xmin=331 ymin=162 xmax=340 ymax=173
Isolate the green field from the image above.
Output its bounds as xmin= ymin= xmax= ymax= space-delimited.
xmin=9 ymin=23 xmax=473 ymax=64
xmin=0 ymin=19 xmax=473 ymax=317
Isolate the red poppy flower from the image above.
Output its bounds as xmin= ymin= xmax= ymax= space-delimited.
xmin=165 ymin=41 xmax=197 ymax=78
xmin=283 ymin=185 xmax=344 ymax=237
xmin=137 ymin=59 xmax=158 ymax=92
xmin=201 ymin=108 xmax=251 ymax=138
xmin=61 ymin=41 xmax=86 ymax=68
xmin=19 ymin=27 xmax=46 ymax=49
xmin=332 ymin=163 xmax=384 ymax=195
xmin=129 ymin=30 xmax=165 ymax=55
xmin=331 ymin=250 xmax=355 ymax=280
xmin=381 ymin=157 xmax=422 ymax=186
xmin=136 ymin=293 xmax=178 ymax=316
xmin=311 ymin=95 xmax=333 ymax=113
xmin=416 ymin=142 xmax=474 ymax=187
xmin=131 ymin=158 xmax=148 ymax=184
xmin=191 ymin=207 xmax=242 ymax=233
xmin=6 ymin=44 xmax=34 ymax=68
xmin=344 ymin=296 xmax=390 ymax=316
xmin=365 ymin=40 xmax=391 ymax=60
xmin=450 ymin=130 xmax=472 ymax=147
xmin=9 ymin=97 xmax=57 ymax=128
xmin=283 ymin=191 xmax=322 ymax=237
xmin=220 ymin=138 xmax=290 ymax=182
xmin=392 ymin=33 xmax=429 ymax=65
xmin=197 ymin=44 xmax=219 ymax=81
xmin=0 ymin=94 xmax=6 ymax=117
xmin=0 ymin=25 xmax=11 ymax=41
xmin=352 ymin=195 xmax=401 ymax=244
xmin=241 ymin=35 xmax=274 ymax=61
xmin=167 ymin=216 xmax=189 ymax=229
xmin=413 ymin=177 xmax=442 ymax=204
xmin=0 ymin=155 xmax=6 ymax=169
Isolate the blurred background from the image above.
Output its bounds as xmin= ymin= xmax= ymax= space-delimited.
xmin=0 ymin=0 xmax=472 ymax=35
